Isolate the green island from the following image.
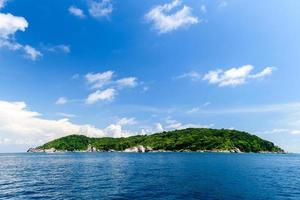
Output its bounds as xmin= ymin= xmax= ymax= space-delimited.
xmin=28 ymin=128 xmax=284 ymax=153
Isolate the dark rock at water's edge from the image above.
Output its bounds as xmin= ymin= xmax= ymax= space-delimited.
xmin=27 ymin=128 xmax=285 ymax=154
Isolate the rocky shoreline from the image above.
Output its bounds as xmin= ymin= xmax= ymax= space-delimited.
xmin=27 ymin=145 xmax=286 ymax=154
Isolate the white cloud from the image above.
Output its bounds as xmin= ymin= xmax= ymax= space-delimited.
xmin=55 ymin=97 xmax=67 ymax=105
xmin=117 ymin=117 xmax=137 ymax=126
xmin=0 ymin=100 xmax=138 ymax=149
xmin=84 ymin=71 xmax=138 ymax=104
xmin=23 ymin=45 xmax=42 ymax=60
xmin=0 ymin=13 xmax=27 ymax=39
xmin=164 ymin=118 xmax=214 ymax=130
xmin=68 ymin=6 xmax=85 ymax=18
xmin=203 ymin=65 xmax=275 ymax=87
xmin=187 ymin=107 xmax=200 ymax=114
xmin=154 ymin=123 xmax=164 ymax=132
xmin=86 ymin=88 xmax=116 ymax=104
xmin=218 ymin=1 xmax=227 ymax=8
xmin=175 ymin=71 xmax=202 ymax=81
xmin=116 ymin=77 xmax=138 ymax=88
xmin=85 ymin=71 xmax=114 ymax=89
xmin=249 ymin=67 xmax=275 ymax=79
xmin=0 ymin=12 xmax=41 ymax=60
xmin=186 ymin=102 xmax=210 ymax=114
xmin=145 ymin=0 xmax=199 ymax=34
xmin=71 ymin=74 xmax=80 ymax=80
xmin=46 ymin=44 xmax=71 ymax=53
xmin=88 ymin=0 xmax=113 ymax=18
xmin=200 ymin=5 xmax=207 ymax=14
xmin=0 ymin=0 xmax=8 ymax=9
xmin=0 ymin=40 xmax=42 ymax=60
xmin=56 ymin=113 xmax=76 ymax=118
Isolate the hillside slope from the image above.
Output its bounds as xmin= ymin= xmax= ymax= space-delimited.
xmin=34 ymin=128 xmax=284 ymax=153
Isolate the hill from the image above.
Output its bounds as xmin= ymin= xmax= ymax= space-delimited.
xmin=29 ymin=128 xmax=284 ymax=153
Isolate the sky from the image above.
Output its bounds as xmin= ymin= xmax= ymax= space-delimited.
xmin=1 ymin=0 xmax=300 ymax=152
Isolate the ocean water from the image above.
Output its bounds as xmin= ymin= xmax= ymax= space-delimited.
xmin=0 ymin=153 xmax=300 ymax=200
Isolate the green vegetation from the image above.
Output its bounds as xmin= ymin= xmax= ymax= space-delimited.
xmin=39 ymin=128 xmax=283 ymax=152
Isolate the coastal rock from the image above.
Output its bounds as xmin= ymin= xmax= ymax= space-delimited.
xmin=27 ymin=148 xmax=44 ymax=153
xmin=87 ymin=144 xmax=97 ymax=152
xmin=230 ymin=147 xmax=241 ymax=153
xmin=124 ymin=145 xmax=152 ymax=153
xmin=44 ymin=148 xmax=56 ymax=153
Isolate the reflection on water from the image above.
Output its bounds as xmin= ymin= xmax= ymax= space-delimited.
xmin=0 ymin=153 xmax=300 ymax=199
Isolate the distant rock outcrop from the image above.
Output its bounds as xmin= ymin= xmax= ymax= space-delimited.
xmin=124 ymin=145 xmax=153 ymax=153
xmin=86 ymin=144 xmax=97 ymax=152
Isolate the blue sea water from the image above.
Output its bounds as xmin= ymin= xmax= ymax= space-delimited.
xmin=0 ymin=153 xmax=300 ymax=200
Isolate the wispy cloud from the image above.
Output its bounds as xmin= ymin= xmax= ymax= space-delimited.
xmin=200 ymin=5 xmax=207 ymax=14
xmin=86 ymin=71 xmax=114 ymax=89
xmin=116 ymin=77 xmax=138 ymax=88
xmin=46 ymin=44 xmax=71 ymax=54
xmin=0 ymin=0 xmax=8 ymax=9
xmin=186 ymin=102 xmax=211 ymax=114
xmin=68 ymin=6 xmax=86 ymax=18
xmin=145 ymin=0 xmax=199 ymax=34
xmin=188 ymin=102 xmax=300 ymax=115
xmin=218 ymin=1 xmax=228 ymax=9
xmin=175 ymin=71 xmax=202 ymax=81
xmin=56 ymin=112 xmax=76 ymax=118
xmin=203 ymin=65 xmax=275 ymax=87
xmin=86 ymin=88 xmax=116 ymax=104
xmin=88 ymin=0 xmax=113 ymax=19
xmin=85 ymin=71 xmax=138 ymax=104
xmin=55 ymin=97 xmax=67 ymax=105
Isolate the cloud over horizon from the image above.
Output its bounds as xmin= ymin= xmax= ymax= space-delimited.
xmin=0 ymin=100 xmax=138 ymax=149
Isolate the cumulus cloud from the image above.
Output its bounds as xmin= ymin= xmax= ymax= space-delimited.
xmin=86 ymin=88 xmax=116 ymax=104
xmin=85 ymin=71 xmax=138 ymax=104
xmin=145 ymin=0 xmax=199 ymax=34
xmin=0 ymin=13 xmax=27 ymax=39
xmin=55 ymin=97 xmax=67 ymax=105
xmin=203 ymin=65 xmax=275 ymax=87
xmin=68 ymin=6 xmax=85 ymax=18
xmin=0 ymin=12 xmax=41 ymax=60
xmin=88 ymin=0 xmax=113 ymax=18
xmin=0 ymin=100 xmax=138 ymax=149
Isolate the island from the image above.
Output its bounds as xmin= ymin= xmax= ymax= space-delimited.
xmin=27 ymin=128 xmax=284 ymax=153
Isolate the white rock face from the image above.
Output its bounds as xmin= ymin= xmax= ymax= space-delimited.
xmin=86 ymin=144 xmax=97 ymax=152
xmin=124 ymin=145 xmax=152 ymax=153
xmin=44 ymin=148 xmax=56 ymax=153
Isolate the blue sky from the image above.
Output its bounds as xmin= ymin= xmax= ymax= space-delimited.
xmin=1 ymin=0 xmax=300 ymax=152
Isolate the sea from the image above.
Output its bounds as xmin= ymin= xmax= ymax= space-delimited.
xmin=0 ymin=152 xmax=299 ymax=200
